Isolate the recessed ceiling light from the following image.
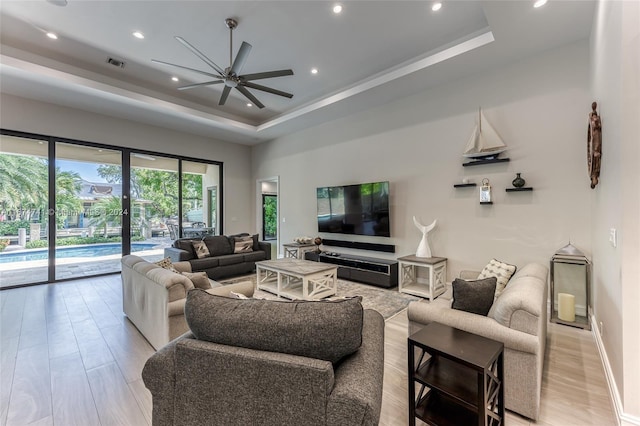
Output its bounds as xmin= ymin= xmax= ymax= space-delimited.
xmin=133 ymin=31 xmax=145 ymax=39
xmin=533 ymin=0 xmax=548 ymax=8
xmin=432 ymin=2 xmax=442 ymax=12
xmin=311 ymin=68 xmax=319 ymax=75
xmin=46 ymin=32 xmax=58 ymax=40
xmin=246 ymin=103 xmax=253 ymax=107
xmin=171 ymin=76 xmax=179 ymax=82
xmin=333 ymin=4 xmax=342 ymax=14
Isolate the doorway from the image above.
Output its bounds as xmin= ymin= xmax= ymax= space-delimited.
xmin=256 ymin=177 xmax=279 ymax=258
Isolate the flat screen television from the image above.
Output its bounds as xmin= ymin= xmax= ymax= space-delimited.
xmin=317 ymin=181 xmax=390 ymax=237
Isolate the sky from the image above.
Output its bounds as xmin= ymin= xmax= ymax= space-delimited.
xmin=56 ymin=160 xmax=109 ymax=183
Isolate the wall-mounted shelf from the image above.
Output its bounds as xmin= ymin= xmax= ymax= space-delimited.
xmin=462 ymin=158 xmax=510 ymax=167
xmin=453 ymin=183 xmax=477 ymax=188
xmin=480 ymin=201 xmax=493 ymax=205
xmin=506 ymin=187 xmax=533 ymax=192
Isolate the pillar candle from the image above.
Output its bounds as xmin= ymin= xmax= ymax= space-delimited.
xmin=558 ymin=293 xmax=576 ymax=322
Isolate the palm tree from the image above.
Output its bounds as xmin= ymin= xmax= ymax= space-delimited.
xmin=89 ymin=196 xmax=123 ymax=238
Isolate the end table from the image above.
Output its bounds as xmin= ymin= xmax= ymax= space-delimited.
xmin=408 ymin=322 xmax=504 ymax=426
xmin=397 ymin=255 xmax=447 ymax=301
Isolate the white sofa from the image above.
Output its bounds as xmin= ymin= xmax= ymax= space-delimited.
xmin=121 ymin=255 xmax=254 ymax=350
xmin=407 ymin=263 xmax=548 ymax=420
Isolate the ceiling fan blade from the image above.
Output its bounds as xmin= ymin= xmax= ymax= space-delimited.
xmin=178 ymin=80 xmax=224 ymax=91
xmin=219 ymin=86 xmax=232 ymax=106
xmin=230 ymin=41 xmax=252 ymax=76
xmin=241 ymin=69 xmax=294 ymax=81
xmin=236 ymin=86 xmax=265 ymax=109
xmin=242 ymin=82 xmax=293 ymax=99
xmin=152 ymin=59 xmax=222 ymax=79
xmin=175 ymin=36 xmax=225 ymax=75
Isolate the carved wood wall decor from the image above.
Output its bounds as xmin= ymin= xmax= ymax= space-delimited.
xmin=588 ymin=101 xmax=602 ymax=189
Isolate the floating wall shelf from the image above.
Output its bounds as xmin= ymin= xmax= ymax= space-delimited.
xmin=462 ymin=158 xmax=510 ymax=167
xmin=480 ymin=201 xmax=493 ymax=205
xmin=453 ymin=183 xmax=477 ymax=188
xmin=506 ymin=187 xmax=534 ymax=192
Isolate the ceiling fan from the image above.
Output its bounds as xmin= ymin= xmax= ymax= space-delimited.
xmin=152 ymin=18 xmax=294 ymax=109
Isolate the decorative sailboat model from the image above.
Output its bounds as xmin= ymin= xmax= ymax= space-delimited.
xmin=463 ymin=108 xmax=508 ymax=162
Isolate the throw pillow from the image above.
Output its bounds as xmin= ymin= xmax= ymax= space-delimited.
xmin=477 ymin=258 xmax=517 ymax=299
xmin=181 ymin=271 xmax=211 ymax=290
xmin=185 ymin=289 xmax=364 ymax=364
xmin=233 ymin=236 xmax=254 ymax=253
xmin=451 ymin=277 xmax=497 ymax=316
xmin=251 ymin=234 xmax=260 ymax=251
xmin=154 ymin=257 xmax=178 ymax=273
xmin=191 ymin=240 xmax=210 ymax=259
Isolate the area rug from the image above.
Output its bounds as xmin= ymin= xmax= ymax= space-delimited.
xmin=220 ymin=275 xmax=420 ymax=320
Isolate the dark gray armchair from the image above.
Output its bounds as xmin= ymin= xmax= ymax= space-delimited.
xmin=142 ymin=291 xmax=385 ymax=426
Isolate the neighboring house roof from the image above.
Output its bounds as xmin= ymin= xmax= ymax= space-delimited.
xmin=77 ymin=179 xmax=122 ymax=201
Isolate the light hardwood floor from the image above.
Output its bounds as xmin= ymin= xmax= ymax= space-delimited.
xmin=1 ymin=275 xmax=616 ymax=426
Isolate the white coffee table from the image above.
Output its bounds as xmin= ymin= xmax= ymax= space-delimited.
xmin=255 ymin=259 xmax=337 ymax=300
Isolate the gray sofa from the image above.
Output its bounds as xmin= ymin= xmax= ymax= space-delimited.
xmin=407 ymin=263 xmax=548 ymax=420
xmin=142 ymin=292 xmax=385 ymax=426
xmin=121 ymin=255 xmax=255 ymax=350
xmin=164 ymin=233 xmax=271 ymax=280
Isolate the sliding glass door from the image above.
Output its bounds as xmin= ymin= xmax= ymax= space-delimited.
xmin=0 ymin=129 xmax=224 ymax=288
xmin=0 ymin=135 xmax=50 ymax=287
xmin=55 ymin=143 xmax=123 ymax=280
xmin=129 ymin=153 xmax=179 ymax=262
xmin=181 ymin=161 xmax=220 ymax=238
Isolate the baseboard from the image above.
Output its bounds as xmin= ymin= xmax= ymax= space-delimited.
xmin=591 ymin=314 xmax=640 ymax=426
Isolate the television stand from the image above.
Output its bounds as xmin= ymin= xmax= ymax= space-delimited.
xmin=305 ymin=252 xmax=398 ymax=288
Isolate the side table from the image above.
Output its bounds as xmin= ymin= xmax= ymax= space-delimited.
xmin=282 ymin=242 xmax=317 ymax=259
xmin=408 ymin=322 xmax=504 ymax=426
xmin=397 ymin=255 xmax=447 ymax=301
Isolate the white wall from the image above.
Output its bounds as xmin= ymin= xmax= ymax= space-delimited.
xmin=0 ymin=93 xmax=254 ymax=236
xmin=590 ymin=0 xmax=640 ymax=423
xmin=252 ymin=41 xmax=592 ymax=279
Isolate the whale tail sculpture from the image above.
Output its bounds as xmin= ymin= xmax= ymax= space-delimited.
xmin=413 ymin=216 xmax=437 ymax=258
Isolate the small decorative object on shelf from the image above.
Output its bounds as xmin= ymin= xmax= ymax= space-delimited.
xmin=512 ymin=173 xmax=526 ymax=188
xmin=314 ymin=236 xmax=322 ymax=252
xmin=293 ymin=236 xmax=313 ymax=244
xmin=480 ymin=178 xmax=492 ymax=203
xmin=412 ymin=217 xmax=437 ymax=258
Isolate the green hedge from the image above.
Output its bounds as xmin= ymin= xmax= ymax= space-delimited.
xmin=0 ymin=221 xmax=32 ymax=236
xmin=25 ymin=235 xmax=146 ymax=249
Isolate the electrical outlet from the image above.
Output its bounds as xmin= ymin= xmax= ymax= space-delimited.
xmin=599 ymin=321 xmax=604 ymax=336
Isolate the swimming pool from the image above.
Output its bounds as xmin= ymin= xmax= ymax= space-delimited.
xmin=0 ymin=243 xmax=157 ymax=264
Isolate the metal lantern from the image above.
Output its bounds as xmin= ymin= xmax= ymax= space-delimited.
xmin=550 ymin=243 xmax=591 ymax=330
xmin=480 ymin=178 xmax=492 ymax=203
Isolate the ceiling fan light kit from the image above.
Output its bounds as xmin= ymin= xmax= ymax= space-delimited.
xmin=152 ymin=17 xmax=294 ymax=109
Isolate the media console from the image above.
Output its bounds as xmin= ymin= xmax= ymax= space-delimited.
xmin=305 ymin=252 xmax=398 ymax=288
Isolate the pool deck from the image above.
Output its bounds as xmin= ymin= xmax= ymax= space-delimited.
xmin=0 ymin=239 xmax=170 ymax=288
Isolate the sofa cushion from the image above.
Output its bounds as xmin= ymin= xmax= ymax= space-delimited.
xmin=243 ymin=251 xmax=267 ymax=262
xmin=216 ymin=254 xmax=244 ymax=266
xmin=185 ymin=289 xmax=364 ymax=364
xmin=192 ymin=241 xmax=210 ymax=259
xmin=189 ymin=257 xmax=219 ymax=270
xmin=451 ymin=277 xmax=497 ymax=316
xmin=233 ymin=236 xmax=254 ymax=253
xmin=478 ymin=258 xmax=517 ymax=299
xmin=203 ymin=235 xmax=233 ymax=256
xmin=181 ymin=271 xmax=211 ymax=289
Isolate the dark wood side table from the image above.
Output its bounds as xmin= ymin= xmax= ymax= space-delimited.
xmin=408 ymin=322 xmax=504 ymax=426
